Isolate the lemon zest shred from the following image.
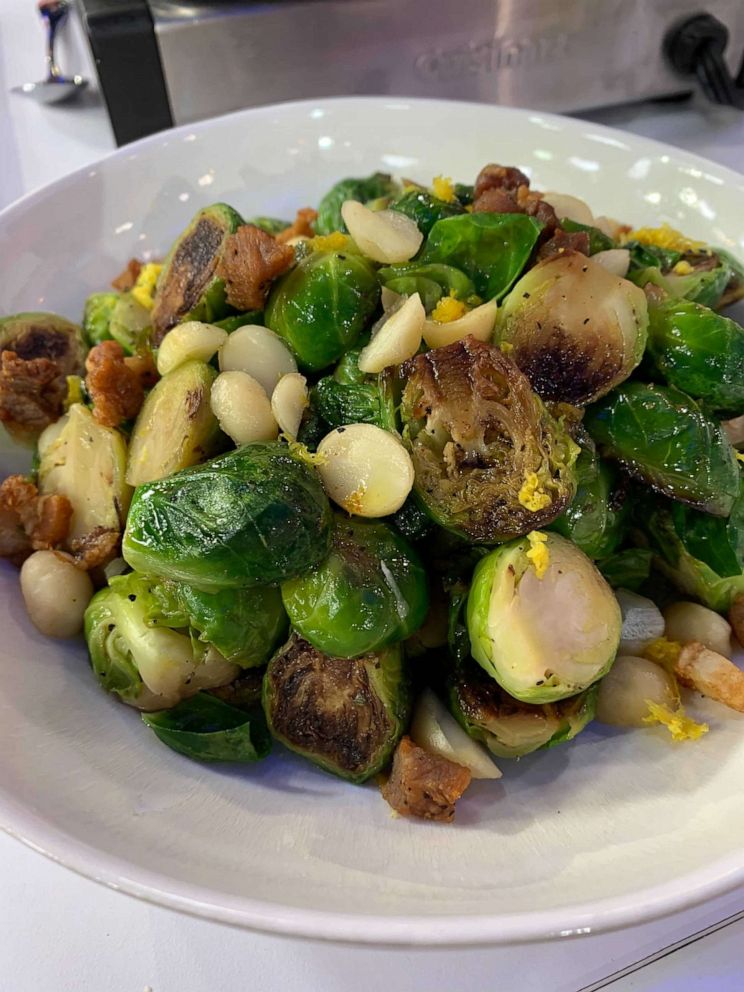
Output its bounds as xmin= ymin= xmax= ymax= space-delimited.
xmin=431 ymin=175 xmax=457 ymax=204
xmin=283 ymin=435 xmax=327 ymax=467
xmin=310 ymin=232 xmax=351 ymax=252
xmin=643 ymin=700 xmax=709 ymax=742
xmin=526 ymin=531 xmax=550 ymax=579
xmin=345 ymin=482 xmax=367 ymax=515
xmin=643 ymin=637 xmax=682 ymax=672
xmin=736 ymin=451 xmax=744 ymax=464
xmin=518 ymin=472 xmax=552 ymax=512
xmin=622 ymin=223 xmax=705 ymax=254
xmin=672 ymin=260 xmax=694 ymax=275
xmin=130 ymin=263 xmax=162 ymax=311
xmin=431 ymin=291 xmax=467 ymax=324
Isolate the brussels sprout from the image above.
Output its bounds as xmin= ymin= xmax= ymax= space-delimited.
xmin=378 ymin=262 xmax=476 ymax=312
xmin=265 ymin=251 xmax=380 ymax=372
xmin=420 ymin=213 xmax=542 ymax=300
xmin=123 ymin=441 xmax=332 ymax=589
xmin=142 ymin=693 xmax=271 ymax=762
xmin=262 ymin=633 xmax=409 ymax=782
xmin=151 ymin=580 xmax=287 ymax=667
xmin=150 ymin=203 xmax=244 ymax=342
xmin=389 ymin=190 xmax=464 ymax=236
xmin=497 ymin=253 xmax=648 ymax=405
xmin=597 ymin=548 xmax=653 ymax=592
xmin=82 ymin=292 xmax=119 ymax=346
xmin=315 ymin=173 xmax=399 ymax=235
xmin=84 ymin=573 xmax=238 ymax=709
xmin=449 ymin=660 xmax=598 ymax=758
xmin=247 ymin=216 xmax=290 ymax=236
xmin=549 ymin=435 xmax=627 ymax=559
xmin=126 ymin=359 xmax=221 ymax=486
xmin=312 ymin=376 xmax=382 ymax=429
xmin=108 ymin=293 xmax=151 ymax=354
xmin=37 ymin=403 xmax=131 ymax=550
xmin=584 ymin=382 xmax=739 ymax=516
xmin=214 ymin=311 xmax=264 ymax=332
xmin=399 ymin=337 xmax=578 ymax=543
xmin=560 ymin=219 xmax=615 ymax=255
xmin=467 ymin=533 xmax=621 ymax=703
xmin=626 ymin=243 xmax=739 ymax=309
xmin=646 ymin=299 xmax=744 ymax=415
xmin=281 ymin=514 xmax=428 ymax=657
xmin=0 ymin=312 xmax=87 ymax=443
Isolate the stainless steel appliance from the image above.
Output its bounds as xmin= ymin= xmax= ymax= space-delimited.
xmin=77 ymin=0 xmax=744 ymax=144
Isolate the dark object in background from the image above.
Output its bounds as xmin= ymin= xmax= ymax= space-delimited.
xmin=77 ymin=0 xmax=744 ymax=146
xmin=666 ymin=12 xmax=744 ymax=109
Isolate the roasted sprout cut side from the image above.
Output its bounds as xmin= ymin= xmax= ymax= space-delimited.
xmin=497 ymin=252 xmax=648 ymax=406
xmin=281 ymin=514 xmax=429 ymax=658
xmin=467 ymin=533 xmax=621 ymax=703
xmin=399 ymin=337 xmax=578 ymax=543
xmin=123 ymin=442 xmax=333 ymax=589
xmin=450 ymin=660 xmax=598 ymax=758
xmin=585 ymin=382 xmax=739 ymax=517
xmin=263 ymin=634 xmax=409 ymax=783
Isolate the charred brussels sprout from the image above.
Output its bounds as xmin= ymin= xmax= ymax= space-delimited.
xmin=151 ymin=580 xmax=287 ymax=667
xmin=281 ymin=514 xmax=429 ymax=658
xmin=123 ymin=442 xmax=332 ymax=589
xmin=150 ymin=203 xmax=243 ymax=342
xmin=389 ymin=190 xmax=464 ymax=236
xmin=142 ymin=693 xmax=271 ymax=762
xmin=262 ymin=633 xmax=408 ymax=782
xmin=467 ymin=533 xmax=621 ymax=703
xmin=84 ymin=573 xmax=238 ymax=709
xmin=82 ymin=292 xmax=118 ymax=346
xmin=450 ymin=661 xmax=598 ymax=758
xmin=265 ymin=251 xmax=380 ymax=372
xmin=584 ymin=382 xmax=739 ymax=516
xmin=420 ymin=213 xmax=542 ymax=300
xmin=646 ymin=299 xmax=744 ymax=416
xmin=315 ymin=173 xmax=399 ymax=235
xmin=126 ymin=359 xmax=221 ymax=486
xmin=497 ymin=252 xmax=648 ymax=405
xmin=399 ymin=337 xmax=578 ymax=543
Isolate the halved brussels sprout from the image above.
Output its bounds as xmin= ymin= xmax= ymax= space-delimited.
xmin=38 ymin=402 xmax=131 ymax=553
xmin=467 ymin=533 xmax=621 ymax=703
xmin=142 ymin=693 xmax=271 ymax=762
xmin=123 ymin=441 xmax=332 ymax=589
xmin=265 ymin=250 xmax=380 ymax=371
xmin=585 ymin=382 xmax=739 ymax=516
xmin=315 ymin=173 xmax=399 ymax=235
xmin=646 ymin=299 xmax=744 ymax=416
xmin=82 ymin=292 xmax=119 ymax=347
xmin=150 ymin=203 xmax=243 ymax=342
xmin=626 ymin=241 xmax=743 ymax=309
xmin=497 ymin=252 xmax=648 ymax=405
xmin=399 ymin=337 xmax=578 ymax=542
xmin=84 ymin=572 xmax=238 ymax=709
xmin=126 ymin=359 xmax=221 ymax=486
xmin=389 ymin=190 xmax=464 ymax=236
xmin=449 ymin=660 xmax=598 ymax=758
xmin=262 ymin=633 xmax=408 ymax=783
xmin=281 ymin=514 xmax=428 ymax=658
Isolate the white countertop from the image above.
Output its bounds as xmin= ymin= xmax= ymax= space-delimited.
xmin=2 ymin=4 xmax=744 ymax=990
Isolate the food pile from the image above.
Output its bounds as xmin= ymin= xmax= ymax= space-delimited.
xmin=2 ymin=163 xmax=744 ymax=822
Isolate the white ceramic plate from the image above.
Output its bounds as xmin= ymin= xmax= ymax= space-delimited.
xmin=1 ymin=98 xmax=743 ymax=946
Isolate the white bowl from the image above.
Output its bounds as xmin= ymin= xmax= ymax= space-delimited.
xmin=1 ymin=98 xmax=743 ymax=946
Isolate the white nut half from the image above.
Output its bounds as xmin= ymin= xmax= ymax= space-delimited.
xmin=594 ymin=215 xmax=624 ymax=240
xmin=20 ymin=550 xmax=94 ymax=639
xmin=317 ymin=423 xmax=414 ymax=517
xmin=210 ymin=370 xmax=278 ymax=445
xmin=358 ymin=292 xmax=425 ymax=373
xmin=411 ymin=688 xmax=502 ymax=780
xmin=541 ymin=191 xmax=594 ymax=226
xmin=663 ymin=601 xmax=733 ymax=659
xmin=422 ymin=299 xmax=497 ymax=349
xmin=218 ymin=324 xmax=297 ymax=396
xmin=340 ymin=201 xmax=423 ymax=264
xmin=156 ymin=321 xmax=228 ymax=376
xmin=593 ymin=248 xmax=631 ymax=278
xmin=271 ymin=372 xmax=308 ymax=438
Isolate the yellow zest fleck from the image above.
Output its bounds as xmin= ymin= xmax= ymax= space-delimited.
xmin=500 ymin=340 xmax=514 ymax=355
xmin=736 ymin=451 xmax=744 ymax=464
xmin=130 ymin=263 xmax=162 ymax=311
xmin=431 ymin=291 xmax=467 ymax=324
xmin=465 ymin=204 xmax=474 ymax=213
xmin=643 ymin=637 xmax=682 ymax=672
xmin=346 ymin=482 xmax=368 ymax=515
xmin=526 ymin=531 xmax=550 ymax=579
xmin=643 ymin=701 xmax=709 ymax=742
xmin=672 ymin=260 xmax=694 ymax=275
xmin=431 ymin=175 xmax=456 ymax=204
xmin=310 ymin=232 xmax=352 ymax=252
xmin=623 ymin=223 xmax=705 ymax=254
xmin=64 ymin=375 xmax=84 ymax=411
xmin=283 ymin=435 xmax=327 ymax=467
xmin=518 ymin=472 xmax=552 ymax=512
